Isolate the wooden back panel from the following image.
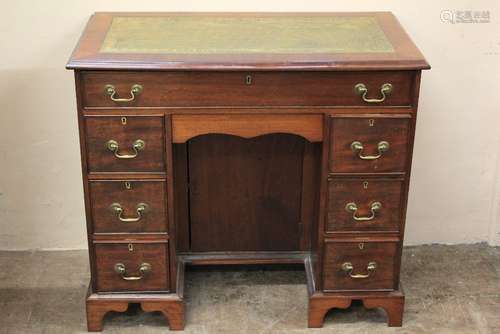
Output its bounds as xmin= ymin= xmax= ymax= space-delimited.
xmin=188 ymin=134 xmax=317 ymax=252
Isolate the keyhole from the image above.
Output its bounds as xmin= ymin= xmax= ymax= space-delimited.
xmin=121 ymin=117 xmax=127 ymax=125
xmin=363 ymin=181 xmax=369 ymax=189
xmin=245 ymin=75 xmax=252 ymax=85
xmin=369 ymin=119 xmax=375 ymax=127
xmin=128 ymin=243 xmax=134 ymax=252
xmin=125 ymin=181 xmax=131 ymax=190
xmin=358 ymin=243 xmax=364 ymax=250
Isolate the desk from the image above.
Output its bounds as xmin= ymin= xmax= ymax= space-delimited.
xmin=67 ymin=12 xmax=429 ymax=331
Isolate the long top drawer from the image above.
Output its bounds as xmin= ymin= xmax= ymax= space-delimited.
xmin=80 ymin=71 xmax=415 ymax=108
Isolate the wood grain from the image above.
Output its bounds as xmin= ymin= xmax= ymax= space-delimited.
xmin=299 ymin=143 xmax=322 ymax=249
xmin=179 ymin=251 xmax=308 ymax=265
xmin=67 ymin=12 xmax=429 ymax=71
xmin=68 ymin=12 xmax=429 ymax=330
xmin=188 ymin=134 xmax=305 ymax=252
xmin=172 ymin=144 xmax=190 ymax=252
xmin=172 ymin=114 xmax=323 ymax=143
xmin=86 ymin=284 xmax=185 ymax=331
xmin=326 ymin=178 xmax=404 ymax=233
xmin=329 ymin=116 xmax=410 ymax=173
xmin=308 ymin=290 xmax=404 ymax=328
xmin=141 ymin=300 xmax=185 ymax=330
xmin=81 ymin=71 xmax=414 ymax=108
xmin=85 ymin=115 xmax=165 ymax=173
xmin=322 ymin=240 xmax=398 ymax=291
xmin=94 ymin=241 xmax=169 ymax=292
xmin=86 ymin=300 xmax=129 ymax=331
xmin=89 ymin=179 xmax=168 ymax=234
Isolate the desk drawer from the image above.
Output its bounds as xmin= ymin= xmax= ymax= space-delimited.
xmin=326 ymin=178 xmax=404 ymax=233
xmin=85 ymin=116 xmax=165 ymax=173
xmin=329 ymin=116 xmax=410 ymax=173
xmin=94 ymin=242 xmax=169 ymax=292
xmin=323 ymin=240 xmax=397 ymax=291
xmin=81 ymin=71 xmax=413 ymax=108
xmin=89 ymin=180 xmax=168 ymax=234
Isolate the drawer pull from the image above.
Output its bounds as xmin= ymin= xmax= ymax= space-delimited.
xmin=104 ymin=84 xmax=143 ymax=102
xmin=106 ymin=139 xmax=145 ymax=159
xmin=354 ymin=83 xmax=393 ymax=103
xmin=345 ymin=201 xmax=382 ymax=221
xmin=114 ymin=262 xmax=151 ymax=281
xmin=110 ymin=203 xmax=148 ymax=223
xmin=351 ymin=141 xmax=390 ymax=160
xmin=342 ymin=261 xmax=377 ymax=279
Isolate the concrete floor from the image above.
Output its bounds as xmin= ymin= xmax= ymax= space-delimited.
xmin=0 ymin=244 xmax=498 ymax=334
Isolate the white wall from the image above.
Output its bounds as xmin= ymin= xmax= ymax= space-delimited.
xmin=1 ymin=1 xmax=499 ymax=250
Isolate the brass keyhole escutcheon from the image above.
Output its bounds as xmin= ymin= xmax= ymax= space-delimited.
xmin=125 ymin=181 xmax=131 ymax=190
xmin=363 ymin=181 xmax=369 ymax=189
xmin=369 ymin=119 xmax=375 ymax=127
xmin=128 ymin=243 xmax=134 ymax=252
xmin=359 ymin=243 xmax=364 ymax=250
xmin=121 ymin=117 xmax=127 ymax=125
xmin=245 ymin=75 xmax=253 ymax=85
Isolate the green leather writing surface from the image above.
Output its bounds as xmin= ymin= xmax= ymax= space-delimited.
xmin=100 ymin=16 xmax=394 ymax=54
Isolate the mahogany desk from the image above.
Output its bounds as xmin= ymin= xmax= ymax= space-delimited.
xmin=66 ymin=12 xmax=429 ymax=331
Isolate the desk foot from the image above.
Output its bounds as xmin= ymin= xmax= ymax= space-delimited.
xmin=85 ymin=287 xmax=185 ymax=331
xmin=141 ymin=299 xmax=185 ymax=330
xmin=86 ymin=299 xmax=128 ymax=332
xmin=308 ymin=290 xmax=404 ymax=328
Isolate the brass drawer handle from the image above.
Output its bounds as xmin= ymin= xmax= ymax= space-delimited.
xmin=110 ymin=203 xmax=148 ymax=223
xmin=354 ymin=83 xmax=393 ymax=103
xmin=351 ymin=141 xmax=389 ymax=160
xmin=104 ymin=84 xmax=143 ymax=102
xmin=114 ymin=262 xmax=151 ymax=281
xmin=106 ymin=139 xmax=145 ymax=159
xmin=345 ymin=202 xmax=382 ymax=221
xmin=342 ymin=261 xmax=377 ymax=279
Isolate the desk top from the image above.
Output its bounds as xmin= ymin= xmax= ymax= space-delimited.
xmin=67 ymin=12 xmax=429 ymax=71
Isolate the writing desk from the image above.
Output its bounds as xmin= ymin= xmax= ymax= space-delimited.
xmin=67 ymin=12 xmax=429 ymax=331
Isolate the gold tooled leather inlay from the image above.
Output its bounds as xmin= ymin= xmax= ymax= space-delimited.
xmin=100 ymin=16 xmax=394 ymax=54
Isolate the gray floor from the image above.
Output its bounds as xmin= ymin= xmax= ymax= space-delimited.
xmin=0 ymin=244 xmax=499 ymax=334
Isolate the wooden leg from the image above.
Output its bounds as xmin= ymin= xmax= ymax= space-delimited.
xmin=86 ymin=295 xmax=185 ymax=331
xmin=141 ymin=300 xmax=185 ymax=330
xmin=308 ymin=296 xmax=352 ymax=328
xmin=86 ymin=300 xmax=129 ymax=332
xmin=363 ymin=295 xmax=405 ymax=327
xmin=308 ymin=293 xmax=404 ymax=328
